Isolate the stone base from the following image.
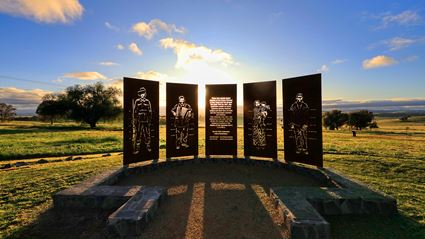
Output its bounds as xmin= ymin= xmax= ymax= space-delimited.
xmin=270 ymin=168 xmax=397 ymax=239
xmin=54 ymin=158 xmax=397 ymax=239
xmin=54 ymin=167 xmax=168 ymax=238
xmin=108 ymin=186 xmax=167 ymax=238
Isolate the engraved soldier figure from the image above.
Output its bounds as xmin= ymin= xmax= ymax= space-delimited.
xmin=132 ymin=87 xmax=152 ymax=154
xmin=252 ymin=100 xmax=270 ymax=147
xmin=289 ymin=93 xmax=309 ymax=154
xmin=171 ymin=96 xmax=193 ymax=149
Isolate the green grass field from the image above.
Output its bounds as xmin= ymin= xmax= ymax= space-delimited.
xmin=0 ymin=117 xmax=424 ymax=238
xmin=0 ymin=121 xmax=123 ymax=160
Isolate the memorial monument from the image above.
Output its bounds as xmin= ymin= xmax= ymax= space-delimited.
xmin=54 ymin=75 xmax=397 ymax=239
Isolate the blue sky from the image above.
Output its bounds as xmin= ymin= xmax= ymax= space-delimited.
xmin=0 ymin=0 xmax=424 ymax=114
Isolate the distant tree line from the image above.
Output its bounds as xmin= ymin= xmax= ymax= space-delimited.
xmin=0 ymin=103 xmax=16 ymax=121
xmin=5 ymin=83 xmax=383 ymax=131
xmin=37 ymin=82 xmax=122 ymax=128
xmin=323 ymin=110 xmax=378 ymax=130
xmin=399 ymin=115 xmax=410 ymax=121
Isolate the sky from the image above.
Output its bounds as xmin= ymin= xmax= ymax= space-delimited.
xmin=0 ymin=0 xmax=424 ymax=114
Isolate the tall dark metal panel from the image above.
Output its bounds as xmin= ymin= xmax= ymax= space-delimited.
xmin=123 ymin=77 xmax=159 ymax=165
xmin=166 ymin=83 xmax=198 ymax=158
xmin=205 ymin=84 xmax=237 ymax=156
xmin=243 ymin=81 xmax=277 ymax=158
xmin=283 ymin=74 xmax=323 ymax=167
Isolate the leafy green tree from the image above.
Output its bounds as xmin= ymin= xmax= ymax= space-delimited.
xmin=63 ymin=82 xmax=122 ymax=128
xmin=323 ymin=110 xmax=348 ymax=130
xmin=36 ymin=94 xmax=67 ymax=124
xmin=348 ymin=110 xmax=376 ymax=130
xmin=0 ymin=103 xmax=16 ymax=121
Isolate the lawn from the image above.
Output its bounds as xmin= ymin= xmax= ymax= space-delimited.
xmin=0 ymin=116 xmax=424 ymax=238
xmin=0 ymin=121 xmax=123 ymax=160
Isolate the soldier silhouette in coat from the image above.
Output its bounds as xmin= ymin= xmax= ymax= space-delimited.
xmin=289 ymin=93 xmax=309 ymax=154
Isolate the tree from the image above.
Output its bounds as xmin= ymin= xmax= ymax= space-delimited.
xmin=0 ymin=103 xmax=16 ymax=121
xmin=347 ymin=110 xmax=376 ymax=130
xmin=323 ymin=110 xmax=348 ymax=130
xmin=63 ymin=82 xmax=122 ymax=128
xmin=369 ymin=121 xmax=379 ymax=129
xmin=36 ymin=94 xmax=67 ymax=124
xmin=399 ymin=115 xmax=410 ymax=122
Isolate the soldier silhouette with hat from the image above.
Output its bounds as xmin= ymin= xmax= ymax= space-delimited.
xmin=132 ymin=87 xmax=152 ymax=154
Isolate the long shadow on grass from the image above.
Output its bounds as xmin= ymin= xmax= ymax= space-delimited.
xmin=4 ymin=207 xmax=114 ymax=239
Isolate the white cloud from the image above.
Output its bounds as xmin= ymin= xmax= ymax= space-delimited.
xmin=116 ymin=44 xmax=125 ymax=50
xmin=105 ymin=21 xmax=119 ymax=31
xmin=0 ymin=87 xmax=51 ymax=113
xmin=108 ymin=79 xmax=123 ymax=91
xmin=135 ymin=70 xmax=168 ymax=81
xmin=385 ymin=36 xmax=425 ymax=51
xmin=108 ymin=70 xmax=168 ymax=92
xmin=378 ymin=10 xmax=422 ymax=28
xmin=405 ymin=55 xmax=419 ymax=62
xmin=362 ymin=55 xmax=397 ymax=69
xmin=51 ymin=78 xmax=63 ymax=83
xmin=62 ymin=71 xmax=107 ymax=80
xmin=386 ymin=37 xmax=415 ymax=50
xmin=99 ymin=61 xmax=118 ymax=66
xmin=332 ymin=59 xmax=347 ymax=64
xmin=317 ymin=64 xmax=329 ymax=73
xmin=132 ymin=19 xmax=185 ymax=40
xmin=323 ymin=98 xmax=425 ymax=112
xmin=159 ymin=38 xmax=235 ymax=69
xmin=128 ymin=42 xmax=143 ymax=55
xmin=0 ymin=0 xmax=84 ymax=24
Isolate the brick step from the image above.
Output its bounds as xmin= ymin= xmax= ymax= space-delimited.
xmin=108 ymin=186 xmax=167 ymax=238
xmin=270 ymin=169 xmax=397 ymax=239
xmin=54 ymin=185 xmax=142 ymax=209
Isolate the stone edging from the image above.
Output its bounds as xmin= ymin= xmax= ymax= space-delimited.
xmin=53 ymin=158 xmax=397 ymax=239
xmin=270 ymin=167 xmax=397 ymax=239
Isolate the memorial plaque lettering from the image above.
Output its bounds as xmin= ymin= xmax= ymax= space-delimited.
xmin=205 ymin=84 xmax=237 ymax=156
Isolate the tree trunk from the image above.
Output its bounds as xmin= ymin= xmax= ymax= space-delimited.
xmin=89 ymin=122 xmax=96 ymax=129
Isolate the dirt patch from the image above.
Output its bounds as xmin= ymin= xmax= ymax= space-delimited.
xmin=114 ymin=162 xmax=324 ymax=239
xmin=10 ymin=162 xmax=325 ymax=239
